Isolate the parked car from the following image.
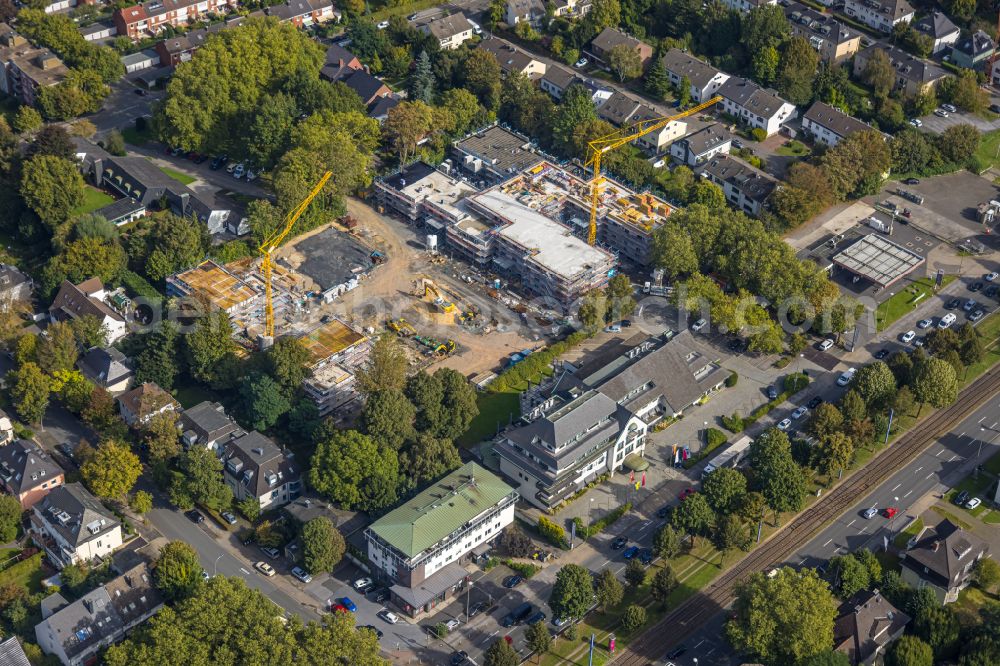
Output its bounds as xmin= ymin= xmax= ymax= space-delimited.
xmin=233 ymin=164 xmax=245 ymax=179
xmin=445 ymin=619 xmax=461 ymax=631
xmin=691 ymin=318 xmax=707 ymax=332
xmin=376 ymin=20 xmax=389 ymax=28
xmin=969 ymin=281 xmax=984 ymax=292
xmin=970 ymin=309 xmax=985 ymax=322
xmin=874 ymin=349 xmax=889 ymax=359
xmin=939 ymin=313 xmax=957 ymax=329
xmin=946 ymin=298 xmax=962 ymax=309
xmin=622 ymin=546 xmax=639 ymax=560
xmin=340 ymin=597 xmax=357 ymax=612
xmin=502 ymin=575 xmax=522 ymax=589
xmin=901 ymin=330 xmax=916 ymax=343
xmin=903 ymin=177 xmax=920 ymax=185
xmin=220 ymin=511 xmax=237 ymax=525
xmin=777 ymin=418 xmax=792 ymax=431
xmin=254 ymin=561 xmax=275 ymax=576
xmin=914 ymin=336 xmax=925 ymax=347
xmin=942 ymin=103 xmax=957 ymax=113
xmin=574 ymin=57 xmax=588 ymax=68
xmin=837 ymin=368 xmax=856 ymax=386
xmin=964 ymin=299 xmax=977 ymax=311
xmin=330 ymin=603 xmax=349 ymax=613
xmin=210 ymin=155 xmax=228 ymax=170
xmin=450 ymin=652 xmax=469 ymax=666
xmin=818 ymin=338 xmax=835 ymax=351
xmin=986 ymin=272 xmax=998 ymax=282
xmin=378 ymin=610 xmax=399 ymax=624
xmin=604 ymin=324 xmax=622 ymax=333
xmin=290 ymin=567 xmax=312 ymax=583
xmin=791 ymin=406 xmax=808 ymax=420
xmin=638 ymin=548 xmax=653 ymax=564
xmin=883 ymin=507 xmax=898 ymax=519
xmin=360 ymin=625 xmax=384 ymax=639
xmin=986 ymin=285 xmax=999 ymax=298
xmin=909 ymin=118 xmax=922 ymax=127
xmin=965 ymin=497 xmax=982 ymax=510
xmin=469 ymin=601 xmax=488 ymax=617
xmin=354 ymin=577 xmax=374 ymax=591
xmin=954 ymin=490 xmax=970 ymax=506
xmin=934 ymin=108 xmax=949 ymax=118
xmin=502 ymin=603 xmax=533 ymax=628
xmin=678 ymin=488 xmax=695 ymax=501
xmin=807 ymin=396 xmax=824 ymax=409
xmin=260 ymin=546 xmax=280 ymax=559
xmin=862 ymin=507 xmax=878 ymax=519
xmin=526 ymin=611 xmax=547 ymax=625
xmin=657 ymin=506 xmax=670 ymax=519
xmin=767 ymin=385 xmax=779 ymax=400
xmin=611 ymin=536 xmax=628 ymax=549
xmin=990 ymin=104 xmax=1000 ymax=113
xmin=185 ymin=510 xmax=205 ymax=524
xmin=917 ymin=318 xmax=933 ymax=329
xmin=372 ymin=588 xmax=389 ymax=603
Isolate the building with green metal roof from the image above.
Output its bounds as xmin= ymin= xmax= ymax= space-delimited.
xmin=364 ymin=462 xmax=518 ymax=617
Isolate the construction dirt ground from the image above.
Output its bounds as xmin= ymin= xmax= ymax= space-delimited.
xmin=275 ymin=197 xmax=545 ymax=378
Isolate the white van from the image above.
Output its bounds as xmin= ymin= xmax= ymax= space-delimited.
xmin=938 ymin=313 xmax=957 ymax=329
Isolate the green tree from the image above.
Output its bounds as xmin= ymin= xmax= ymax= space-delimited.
xmin=644 ymin=57 xmax=671 ymax=99
xmin=552 ymin=84 xmax=597 ymax=155
xmin=913 ymin=603 xmax=959 ymax=658
xmin=185 ymin=309 xmax=237 ymax=387
xmin=170 ymin=446 xmax=233 ymax=512
xmin=525 ymin=619 xmax=551 ymax=657
xmin=302 ymin=516 xmax=345 ymax=574
xmin=245 ymin=92 xmax=296 ymax=168
xmin=727 ymin=567 xmax=837 ymax=664
xmin=653 ymin=523 xmax=682 ymax=559
xmin=702 ymin=467 xmax=747 ymax=513
xmin=483 ymin=637 xmax=519 ymax=666
xmin=130 ymin=490 xmax=153 ymax=515
xmin=946 ymin=69 xmax=988 ymax=113
xmin=362 ymin=389 xmax=416 ymax=450
xmin=144 ymin=412 xmax=181 ymax=464
xmin=974 ymin=557 xmax=1000 ymax=593
xmin=37 ymin=320 xmax=79 ymax=374
xmin=839 ymin=389 xmax=867 ymax=423
xmin=462 ymin=49 xmax=502 ymax=113
xmin=383 ymin=100 xmax=434 ymax=164
xmin=81 ymin=439 xmax=142 ymax=499
xmin=853 ymin=361 xmax=897 ymax=410
xmin=886 ymin=635 xmax=933 ymax=666
xmin=69 ymin=313 xmax=109 ymax=349
xmin=549 ymin=564 xmax=594 ymax=621
xmin=815 ymin=432 xmax=854 ymax=477
xmin=239 ymin=373 xmax=291 ymax=431
xmin=672 ymin=493 xmax=716 ymax=544
xmin=652 ymin=221 xmax=698 ymax=281
xmin=777 ymin=36 xmax=819 ymax=105
xmin=607 ymin=44 xmax=642 ymax=81
xmin=54 ymin=369 xmax=93 ymax=414
xmin=13 ymin=106 xmax=42 ymax=134
xmin=807 ymin=402 xmax=844 ymax=439
xmin=749 ymin=428 xmax=806 ymax=522
xmin=595 ymin=568 xmax=623 ymax=612
xmin=677 ymin=74 xmax=692 ymax=107
xmin=0 ymin=495 xmax=22 ymax=542
xmin=408 ymin=50 xmax=435 ymax=104
xmin=620 ymin=604 xmax=647 ymax=632
xmin=10 ymin=362 xmax=50 ymax=424
xmin=398 ymin=433 xmax=461 ymax=491
xmin=624 ymin=558 xmax=646 ymax=589
xmin=821 ymin=129 xmax=891 ymax=200
xmin=911 ymin=357 xmax=958 ymax=412
xmin=137 ymin=213 xmax=208 ymax=282
xmin=134 ymin=323 xmax=181 ymax=390
xmin=651 ymin=565 xmax=678 ymax=606
xmin=310 ymin=429 xmax=399 ymax=511
xmin=29 ymin=124 xmax=75 ymax=159
xmin=439 ymin=88 xmax=484 ymax=137
xmin=264 ymin=336 xmax=311 ymax=396
xmin=714 ymin=513 xmax=749 ymax=561
xmin=862 ymin=48 xmax=894 ymax=97
xmin=356 ymin=334 xmax=407 ymax=396
xmin=829 ymin=553 xmax=869 ymax=598
xmin=937 ymin=123 xmax=980 ymax=164
xmin=800 ymin=652 xmax=851 ymax=666
xmin=42 ymin=237 xmax=127 ymax=294
xmin=154 ymin=541 xmax=204 ymax=602
xmin=105 ymin=577 xmax=385 ymax=665
xmin=81 ymin=386 xmax=127 ymax=440
xmin=20 ymin=155 xmax=85 ymax=229
xmin=743 ymin=4 xmax=790 ymax=53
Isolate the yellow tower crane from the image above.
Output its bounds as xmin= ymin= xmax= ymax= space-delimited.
xmin=258 ymin=171 xmax=332 ymax=339
xmin=583 ymin=96 xmax=723 ymax=245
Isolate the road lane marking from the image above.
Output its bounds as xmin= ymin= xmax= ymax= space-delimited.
xmin=949 ymin=455 xmax=959 ymax=462
xmin=240 ymin=568 xmax=250 ymax=575
xmin=823 ymin=538 xmax=833 ymax=547
xmin=935 ymin=450 xmax=943 ymax=457
xmin=847 ymin=519 xmax=856 ymax=527
xmin=903 ymin=490 xmax=913 ymax=498
xmin=891 ymin=484 xmax=901 ymax=492
xmin=915 ymin=466 xmax=923 ymax=473
xmin=926 ymin=472 xmax=934 ymax=479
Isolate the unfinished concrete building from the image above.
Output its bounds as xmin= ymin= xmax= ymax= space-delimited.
xmin=298 ymin=318 xmax=371 ymax=417
xmin=166 ymin=260 xmax=263 ymax=332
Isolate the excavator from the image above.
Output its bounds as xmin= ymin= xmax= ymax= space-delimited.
xmin=386 ymin=318 xmax=416 ymax=337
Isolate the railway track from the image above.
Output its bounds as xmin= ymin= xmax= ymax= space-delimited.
xmin=613 ymin=364 xmax=1000 ymax=666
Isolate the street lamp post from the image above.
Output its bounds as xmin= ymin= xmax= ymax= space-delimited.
xmin=213 ymin=554 xmax=224 ymax=577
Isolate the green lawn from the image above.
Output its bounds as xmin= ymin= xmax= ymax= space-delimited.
xmin=172 ymin=383 xmax=219 ymax=409
xmin=975 ymin=128 xmax=1000 ymax=170
xmin=457 ymin=391 xmax=520 ymax=448
xmin=875 ymin=276 xmax=956 ymax=331
xmin=122 ymin=124 xmax=154 ymax=146
xmin=72 ymin=186 xmax=115 ymax=216
xmin=776 ymin=140 xmax=810 ymax=157
xmin=893 ymin=517 xmax=923 ymax=548
xmin=159 ymin=166 xmax=196 ymax=185
xmin=0 ymin=552 xmax=45 ymax=593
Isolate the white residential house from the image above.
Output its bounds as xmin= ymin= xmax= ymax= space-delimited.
xmin=913 ymin=11 xmax=960 ymax=54
xmin=115 ymin=382 xmax=178 ymax=428
xmin=49 ymin=278 xmax=128 ymax=344
xmin=670 ymin=123 xmax=732 ymax=166
xmin=698 ymin=155 xmax=779 ymax=216
xmin=365 ymin=463 xmax=518 ymax=618
xmin=504 ymin=0 xmax=545 ymax=27
xmin=221 ymin=431 xmax=301 ymax=510
xmin=660 ymin=49 xmax=730 ymax=103
xmin=631 ymin=105 xmax=686 ymax=155
xmin=801 ymin=101 xmax=878 ymax=147
xmin=843 ymin=0 xmax=914 ymax=33
xmin=721 ymin=0 xmax=777 ymax=13
xmin=418 ymin=13 xmax=474 ymax=50
xmin=717 ymin=77 xmax=797 ymax=136
xmin=29 ymin=483 xmax=123 ymax=570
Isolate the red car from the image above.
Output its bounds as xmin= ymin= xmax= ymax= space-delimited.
xmin=679 ymin=488 xmax=695 ymax=501
xmin=503 ymin=635 xmax=513 ymax=645
xmin=883 ymin=507 xmax=898 ymax=519
xmin=331 ymin=603 xmax=350 ymax=613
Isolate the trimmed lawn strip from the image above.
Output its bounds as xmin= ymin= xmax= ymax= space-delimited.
xmin=975 ymin=129 xmax=1000 ymax=170
xmin=893 ymin=517 xmax=923 ymax=548
xmin=159 ymin=166 xmax=196 ymax=185
xmin=875 ymin=276 xmax=956 ymax=331
xmin=930 ymin=505 xmax=973 ymax=530
xmin=457 ymin=391 xmax=519 ymax=448
xmin=72 ymin=186 xmax=115 ymax=216
xmin=0 ymin=552 xmax=45 ymax=592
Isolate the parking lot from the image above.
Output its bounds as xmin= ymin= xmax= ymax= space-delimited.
xmin=875 ymin=172 xmax=999 ymax=245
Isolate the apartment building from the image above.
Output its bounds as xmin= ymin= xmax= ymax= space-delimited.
xmin=718 ymin=77 xmax=797 ymax=136
xmin=365 ymin=463 xmax=518 ymax=618
xmin=498 ymin=330 xmax=728 ymax=509
xmin=0 ymin=24 xmax=68 ymax=107
xmin=670 ymin=123 xmax=733 ymax=166
xmin=913 ymin=11 xmax=959 ymax=54
xmin=114 ymin=0 xmax=237 ymax=41
xmin=418 ymin=13 xmax=474 ymax=50
xmin=166 ymin=260 xmax=263 ymax=332
xmin=0 ymin=439 xmax=64 ymax=510
xmin=660 ymin=49 xmax=730 ymax=103
xmin=30 ymin=484 xmax=122 ymax=570
xmin=221 ymin=431 xmax=301 ymax=510
xmin=843 ymin=0 xmax=914 ymax=33
xmin=299 ymin=318 xmax=371 ymax=418
xmin=698 ymin=155 xmax=779 ymax=216
xmin=802 ymin=101 xmax=877 ymax=147
xmin=852 ymin=44 xmax=948 ymax=97
xmin=782 ymin=1 xmax=861 ymax=64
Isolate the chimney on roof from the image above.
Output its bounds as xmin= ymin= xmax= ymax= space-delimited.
xmin=933 ymin=540 xmax=941 ymax=552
